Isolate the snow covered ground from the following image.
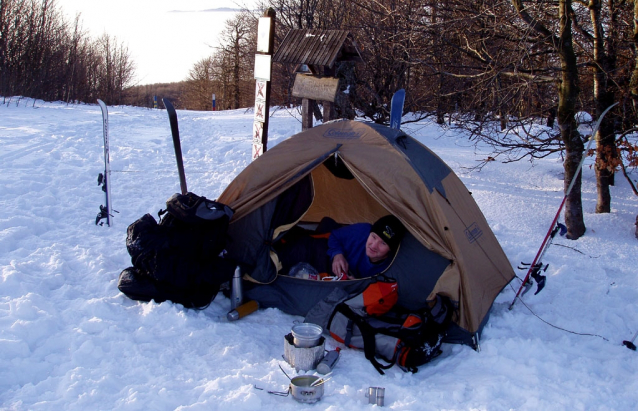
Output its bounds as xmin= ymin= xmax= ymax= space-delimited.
xmin=1 ymin=97 xmax=637 ymax=410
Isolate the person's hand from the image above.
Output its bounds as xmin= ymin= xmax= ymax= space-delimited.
xmin=332 ymin=254 xmax=349 ymax=278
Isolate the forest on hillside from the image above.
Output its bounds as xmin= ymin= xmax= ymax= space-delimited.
xmin=125 ymin=0 xmax=638 ymax=238
xmin=0 ymin=0 xmax=134 ymax=105
xmin=2 ymin=0 xmax=638 ymax=233
xmin=178 ymin=0 xmax=638 ymax=239
xmin=6 ymin=1 xmax=638 ymax=127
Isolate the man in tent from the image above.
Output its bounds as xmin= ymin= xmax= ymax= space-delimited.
xmin=329 ymin=215 xmax=406 ymax=279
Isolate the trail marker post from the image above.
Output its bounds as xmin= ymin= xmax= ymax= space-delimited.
xmin=252 ymin=8 xmax=275 ymax=160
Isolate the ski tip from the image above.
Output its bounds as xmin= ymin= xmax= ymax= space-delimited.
xmin=393 ymin=89 xmax=405 ymax=98
xmin=162 ymin=98 xmax=174 ymax=111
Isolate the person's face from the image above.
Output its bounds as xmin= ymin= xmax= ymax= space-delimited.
xmin=366 ymin=232 xmax=391 ymax=262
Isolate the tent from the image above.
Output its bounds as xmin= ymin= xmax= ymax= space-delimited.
xmin=217 ymin=120 xmax=514 ymax=346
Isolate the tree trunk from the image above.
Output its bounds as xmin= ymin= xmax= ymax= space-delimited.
xmin=590 ymin=0 xmax=618 ymax=214
xmin=301 ymin=98 xmax=314 ymax=130
xmin=557 ymin=0 xmax=586 ymax=239
xmin=629 ymin=0 xmax=638 ymax=120
xmin=563 ymin=140 xmax=585 ymax=239
xmin=509 ymin=0 xmax=585 ymax=238
xmin=233 ymin=37 xmax=240 ymax=109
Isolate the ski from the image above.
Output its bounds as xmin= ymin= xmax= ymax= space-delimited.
xmin=509 ymin=102 xmax=618 ymax=310
xmin=390 ymin=89 xmax=405 ymax=130
xmin=163 ymin=99 xmax=188 ymax=195
xmin=96 ymin=99 xmax=113 ymax=226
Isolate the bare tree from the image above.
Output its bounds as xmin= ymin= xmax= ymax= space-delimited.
xmin=576 ymin=0 xmax=620 ymax=214
xmin=218 ymin=11 xmax=256 ymax=109
xmin=90 ymin=33 xmax=135 ymax=104
xmin=183 ymin=56 xmax=217 ymax=110
xmin=0 ymin=0 xmax=135 ymax=104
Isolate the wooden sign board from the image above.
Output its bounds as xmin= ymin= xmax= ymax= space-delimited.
xmin=292 ymin=74 xmax=339 ymax=102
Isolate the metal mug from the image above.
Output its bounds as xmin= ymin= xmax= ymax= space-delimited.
xmin=366 ymin=386 xmax=385 ymax=406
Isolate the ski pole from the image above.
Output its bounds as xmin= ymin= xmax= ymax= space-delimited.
xmin=509 ymin=102 xmax=618 ymax=310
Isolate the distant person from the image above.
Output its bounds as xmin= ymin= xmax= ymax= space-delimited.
xmin=328 ymin=215 xmax=406 ymax=279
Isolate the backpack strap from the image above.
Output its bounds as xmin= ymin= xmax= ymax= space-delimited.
xmin=344 ymin=319 xmax=354 ymax=347
xmin=335 ymin=303 xmax=396 ymax=375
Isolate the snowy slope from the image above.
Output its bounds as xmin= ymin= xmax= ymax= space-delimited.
xmin=1 ymin=98 xmax=637 ymax=410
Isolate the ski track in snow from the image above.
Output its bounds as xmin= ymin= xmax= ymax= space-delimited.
xmin=1 ymin=98 xmax=637 ymax=410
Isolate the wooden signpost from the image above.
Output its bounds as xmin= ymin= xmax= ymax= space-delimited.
xmin=252 ymin=8 xmax=275 ymax=160
xmin=292 ymin=74 xmax=339 ymax=103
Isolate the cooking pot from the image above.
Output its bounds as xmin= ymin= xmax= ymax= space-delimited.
xmin=259 ymin=365 xmax=326 ymax=402
xmin=291 ymin=323 xmax=323 ymax=348
xmin=289 ymin=375 xmax=324 ymax=403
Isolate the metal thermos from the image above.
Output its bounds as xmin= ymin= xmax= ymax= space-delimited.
xmin=316 ymin=347 xmax=340 ymax=374
xmin=227 ymin=300 xmax=259 ymax=321
xmin=230 ymin=266 xmax=243 ymax=310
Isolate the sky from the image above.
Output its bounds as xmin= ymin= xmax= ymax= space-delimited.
xmin=57 ymin=1 xmax=258 ymax=85
xmin=1 ymin=98 xmax=637 ymax=409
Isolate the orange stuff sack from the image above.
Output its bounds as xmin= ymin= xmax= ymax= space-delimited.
xmin=345 ymin=277 xmax=398 ymax=316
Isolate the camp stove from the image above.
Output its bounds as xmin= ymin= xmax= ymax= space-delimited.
xmin=283 ymin=324 xmax=325 ymax=371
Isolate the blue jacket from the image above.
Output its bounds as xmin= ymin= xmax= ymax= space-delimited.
xmin=327 ymin=223 xmax=391 ymax=278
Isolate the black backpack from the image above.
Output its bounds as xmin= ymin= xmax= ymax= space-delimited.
xmin=118 ymin=192 xmax=235 ymax=308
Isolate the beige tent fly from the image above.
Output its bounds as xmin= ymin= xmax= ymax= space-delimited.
xmin=218 ymin=119 xmax=514 ymax=346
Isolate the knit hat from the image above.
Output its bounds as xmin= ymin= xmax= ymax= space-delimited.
xmin=371 ymin=215 xmax=406 ymax=252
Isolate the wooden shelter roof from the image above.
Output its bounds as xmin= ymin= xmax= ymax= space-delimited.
xmin=273 ymin=29 xmax=362 ymax=67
